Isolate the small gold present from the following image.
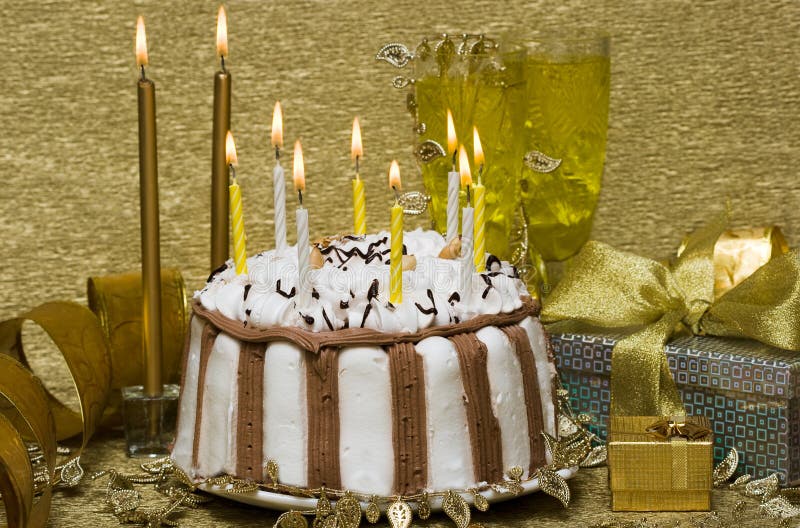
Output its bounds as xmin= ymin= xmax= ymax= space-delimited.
xmin=609 ymin=415 xmax=713 ymax=512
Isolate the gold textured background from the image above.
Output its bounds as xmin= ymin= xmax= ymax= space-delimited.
xmin=2 ymin=0 xmax=799 ymax=320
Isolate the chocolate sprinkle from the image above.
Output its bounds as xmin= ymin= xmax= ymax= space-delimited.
xmin=367 ymin=279 xmax=380 ymax=302
xmin=448 ymin=292 xmax=460 ymax=304
xmin=340 ymin=300 xmax=349 ymax=309
xmin=243 ymin=284 xmax=252 ymax=301
xmin=312 ymin=288 xmax=320 ymax=300
xmin=206 ymin=262 xmax=228 ymax=283
xmin=245 ymin=309 xmax=252 ymax=316
xmin=276 ymin=280 xmax=296 ymax=299
xmin=301 ymin=313 xmax=315 ymax=325
xmin=360 ymin=303 xmax=372 ymax=328
xmin=322 ymin=309 xmax=334 ymax=331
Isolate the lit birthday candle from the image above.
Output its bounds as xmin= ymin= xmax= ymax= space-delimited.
xmin=389 ymin=161 xmax=403 ymax=305
xmin=351 ymin=117 xmax=366 ymax=236
xmin=226 ymin=131 xmax=248 ymax=275
xmin=272 ymin=102 xmax=287 ymax=250
xmin=472 ymin=126 xmax=486 ymax=272
xmin=459 ymin=145 xmax=474 ymax=302
xmin=293 ymin=140 xmax=311 ymax=308
xmin=210 ymin=5 xmax=231 ymax=270
xmin=446 ymin=109 xmax=459 ymax=243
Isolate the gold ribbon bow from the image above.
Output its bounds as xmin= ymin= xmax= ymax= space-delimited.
xmin=645 ymin=418 xmax=712 ymax=441
xmin=541 ymin=217 xmax=800 ymax=416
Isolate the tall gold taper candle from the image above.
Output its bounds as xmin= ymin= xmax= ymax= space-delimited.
xmin=211 ymin=5 xmax=231 ymax=270
xmin=136 ymin=16 xmax=163 ymax=398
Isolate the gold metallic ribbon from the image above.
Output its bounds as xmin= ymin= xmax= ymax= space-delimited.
xmin=645 ymin=418 xmax=712 ymax=441
xmin=541 ymin=218 xmax=800 ymax=416
xmin=0 ymin=302 xmax=109 ymax=527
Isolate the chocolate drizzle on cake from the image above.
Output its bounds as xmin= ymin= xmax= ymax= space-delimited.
xmin=415 ymin=289 xmax=438 ymax=315
xmin=486 ymin=255 xmax=501 ymax=272
xmin=340 ymin=300 xmax=349 ymax=310
xmin=318 ymin=236 xmax=389 ymax=268
xmin=360 ymin=303 xmax=372 ymax=328
xmin=276 ymin=279 xmax=296 ymax=298
xmin=322 ymin=309 xmax=334 ymax=331
xmin=448 ymin=292 xmax=460 ymax=304
xmin=312 ymin=288 xmax=320 ymax=300
xmin=243 ymin=284 xmax=252 ymax=301
xmin=301 ymin=313 xmax=315 ymax=325
xmin=207 ymin=262 xmax=228 ymax=283
xmin=367 ymin=279 xmax=380 ymax=302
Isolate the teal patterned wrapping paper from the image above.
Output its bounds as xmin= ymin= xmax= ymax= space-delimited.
xmin=550 ymin=332 xmax=800 ymax=484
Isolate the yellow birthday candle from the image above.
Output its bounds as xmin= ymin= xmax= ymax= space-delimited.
xmin=389 ymin=160 xmax=403 ymax=305
xmin=351 ymin=117 xmax=367 ymax=235
xmin=473 ymin=126 xmax=486 ymax=272
xmin=226 ymin=131 xmax=248 ymax=275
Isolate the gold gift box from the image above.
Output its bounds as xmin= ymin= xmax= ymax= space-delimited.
xmin=609 ymin=415 xmax=713 ymax=512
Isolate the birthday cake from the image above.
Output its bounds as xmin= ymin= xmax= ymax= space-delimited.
xmin=171 ymin=228 xmax=559 ymax=499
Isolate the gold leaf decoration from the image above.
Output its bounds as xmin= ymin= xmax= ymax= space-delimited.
xmin=321 ymin=515 xmax=338 ymax=528
xmin=743 ymin=474 xmax=780 ymax=500
xmin=375 ymin=43 xmax=412 ymax=68
xmin=580 ymin=445 xmax=608 ymax=468
xmin=335 ymin=492 xmax=362 ymax=528
xmin=266 ymin=459 xmax=279 ymax=485
xmin=277 ymin=511 xmax=309 ymax=528
xmin=507 ymin=466 xmax=524 ymax=482
xmin=365 ymin=496 xmax=381 ymax=524
xmin=108 ymin=488 xmax=141 ymax=514
xmin=472 ymin=490 xmax=490 ymax=512
xmin=523 ymin=150 xmax=562 ymax=173
xmin=759 ymin=496 xmax=800 ymax=519
xmin=442 ymin=490 xmax=471 ymax=528
xmin=414 ymin=139 xmax=446 ymax=163
xmin=537 ymin=468 xmax=571 ymax=508
xmin=713 ymin=448 xmax=739 ymax=487
xmin=386 ymin=499 xmax=413 ymax=528
xmin=417 ymin=492 xmax=431 ymax=520
xmin=316 ymin=487 xmax=332 ymax=518
xmin=731 ymin=474 xmax=752 ymax=488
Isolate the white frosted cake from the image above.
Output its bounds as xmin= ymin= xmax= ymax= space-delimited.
xmin=171 ymin=228 xmax=558 ymax=498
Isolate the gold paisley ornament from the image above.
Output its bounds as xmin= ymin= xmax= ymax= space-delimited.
xmin=442 ymin=490 xmax=471 ymax=528
xmin=713 ymin=448 xmax=739 ymax=487
xmin=523 ymin=150 xmax=562 ymax=173
xmin=276 ymin=511 xmax=309 ymax=528
xmin=386 ymin=499 xmax=412 ymax=528
xmin=335 ymin=492 xmax=362 ymax=528
xmin=316 ymin=487 xmax=332 ymax=518
xmin=472 ymin=491 xmax=490 ymax=512
xmin=266 ymin=458 xmax=279 ymax=485
xmin=537 ymin=468 xmax=571 ymax=507
xmin=375 ymin=43 xmax=412 ymax=68
xmin=414 ymin=139 xmax=446 ymax=163
xmin=417 ymin=493 xmax=431 ymax=520
xmin=365 ymin=496 xmax=381 ymax=524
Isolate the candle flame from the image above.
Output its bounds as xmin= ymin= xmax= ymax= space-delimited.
xmin=351 ymin=117 xmax=363 ymax=160
xmin=271 ymin=102 xmax=283 ymax=148
xmin=446 ymin=109 xmax=457 ymax=155
xmin=389 ymin=160 xmax=401 ymax=190
xmin=458 ymin=145 xmax=472 ymax=187
xmin=135 ymin=16 xmax=149 ymax=67
xmin=216 ymin=5 xmax=228 ymax=58
xmin=473 ymin=126 xmax=484 ymax=167
xmin=293 ymin=140 xmax=305 ymax=191
xmin=225 ymin=131 xmax=238 ymax=166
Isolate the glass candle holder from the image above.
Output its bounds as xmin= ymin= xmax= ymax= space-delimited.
xmin=121 ymin=384 xmax=180 ymax=458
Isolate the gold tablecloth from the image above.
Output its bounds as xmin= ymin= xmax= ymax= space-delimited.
xmin=0 ymin=431 xmax=764 ymax=527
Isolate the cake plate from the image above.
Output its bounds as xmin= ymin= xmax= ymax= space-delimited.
xmin=198 ymin=466 xmax=578 ymax=513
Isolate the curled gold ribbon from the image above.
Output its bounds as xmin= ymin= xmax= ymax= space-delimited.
xmin=541 ymin=216 xmax=800 ymax=416
xmin=0 ymin=302 xmax=109 ymax=527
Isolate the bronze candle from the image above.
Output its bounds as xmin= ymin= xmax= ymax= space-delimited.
xmin=136 ymin=16 xmax=163 ymax=398
xmin=211 ymin=5 xmax=231 ymax=270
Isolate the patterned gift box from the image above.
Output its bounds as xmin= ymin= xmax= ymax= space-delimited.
xmin=550 ymin=332 xmax=800 ymax=484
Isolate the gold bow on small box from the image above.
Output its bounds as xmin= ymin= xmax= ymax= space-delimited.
xmin=609 ymin=415 xmax=713 ymax=511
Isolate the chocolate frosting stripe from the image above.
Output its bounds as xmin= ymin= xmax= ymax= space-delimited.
xmin=501 ymin=325 xmax=547 ymax=473
xmin=192 ymin=322 xmax=219 ymax=470
xmin=235 ymin=341 xmax=266 ymax=481
xmin=306 ymin=347 xmax=342 ymax=489
xmin=388 ymin=342 xmax=428 ymax=495
xmin=451 ymin=332 xmax=504 ymax=484
xmin=192 ymin=298 xmax=539 ymax=352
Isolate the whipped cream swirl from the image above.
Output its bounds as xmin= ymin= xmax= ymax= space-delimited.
xmin=196 ymin=228 xmax=528 ymax=334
